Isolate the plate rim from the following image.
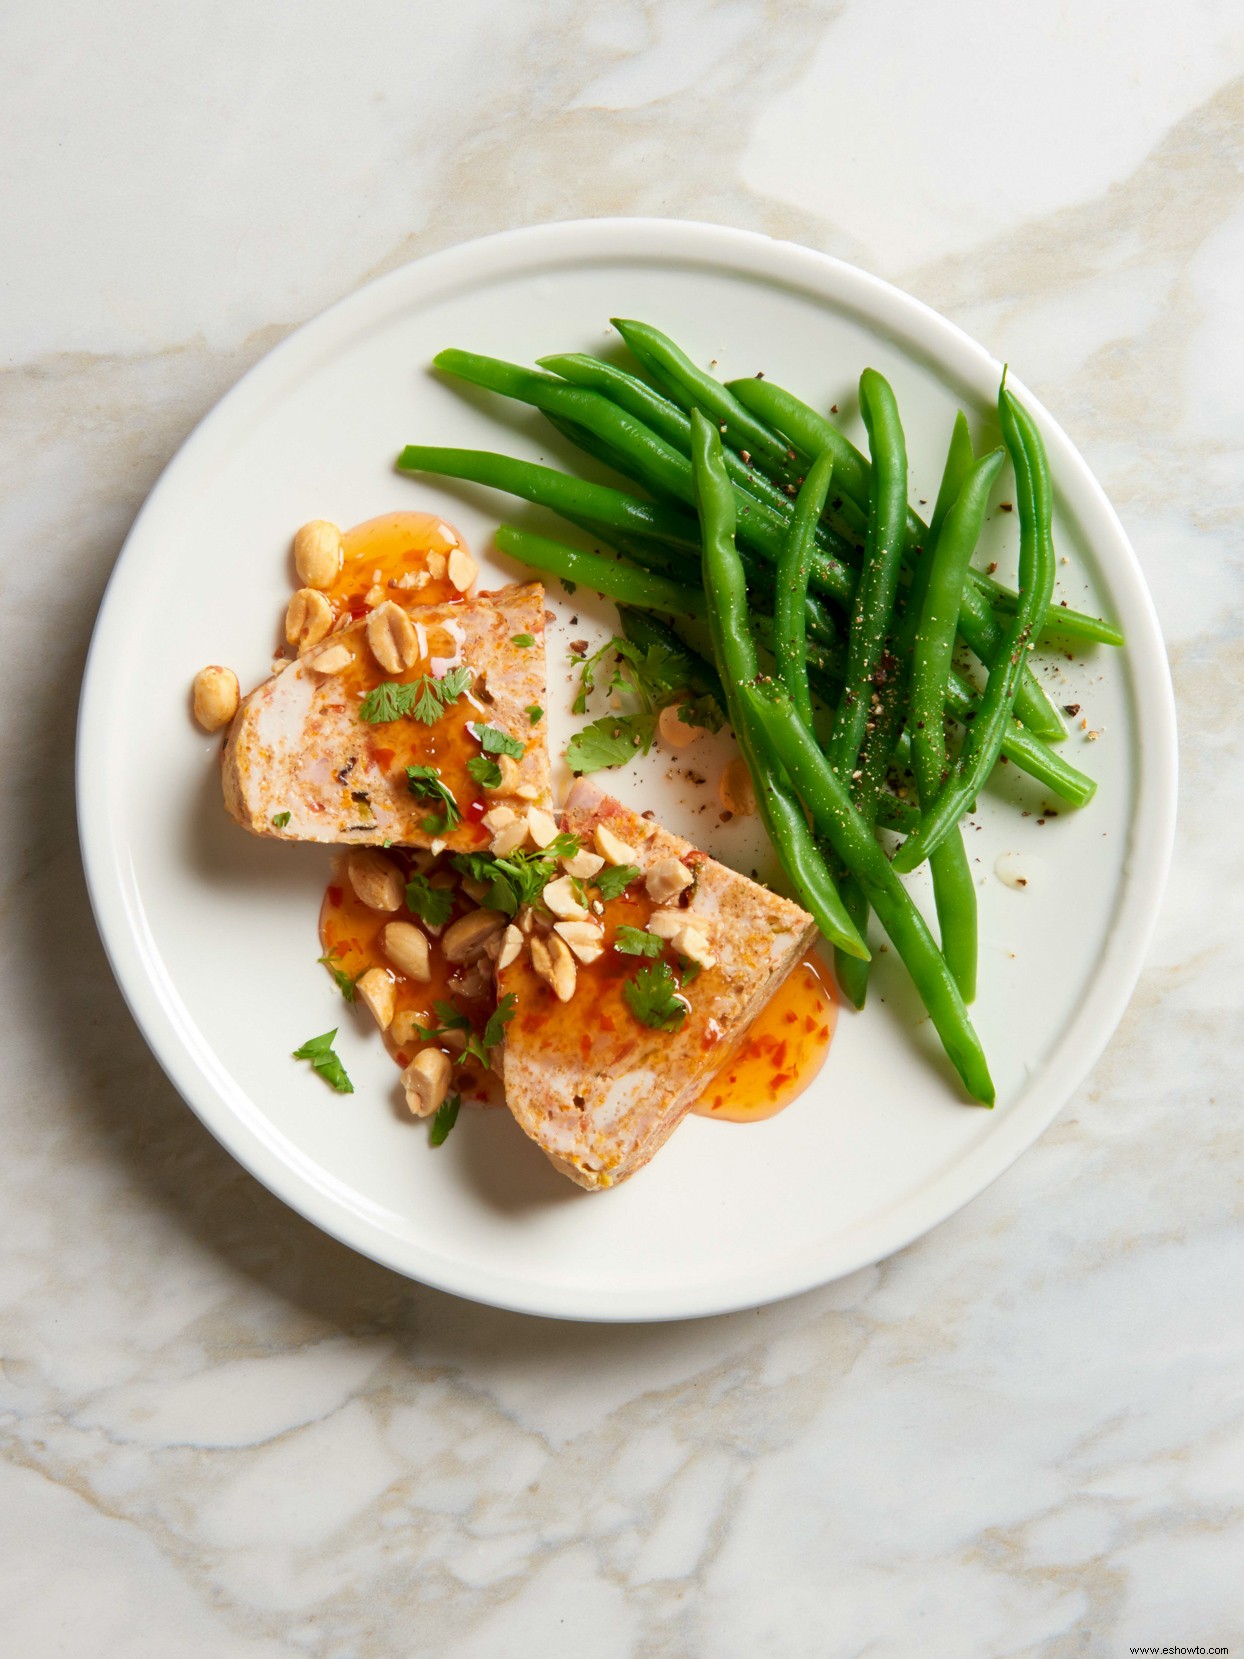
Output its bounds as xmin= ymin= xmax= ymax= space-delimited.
xmin=76 ymin=216 xmax=1179 ymax=1322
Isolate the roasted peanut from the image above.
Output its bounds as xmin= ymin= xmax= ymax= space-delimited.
xmin=645 ymin=909 xmax=686 ymax=941
xmin=594 ymin=823 xmax=638 ymax=865
xmin=447 ymin=547 xmax=477 ymax=592
xmin=554 ymin=920 xmax=604 ymax=964
xmin=542 ymin=876 xmax=589 ymax=921
xmin=347 ymin=849 xmax=404 ymax=913
xmin=491 ymin=819 xmax=530 ymax=856
xmin=675 ymin=924 xmax=716 ymax=969
xmin=192 ymin=666 xmax=239 ymax=732
xmin=658 ymin=697 xmax=708 ymax=748
xmin=366 ymin=601 xmax=419 ymax=674
xmin=307 ymin=641 xmax=352 ymax=675
xmin=390 ymin=1010 xmax=425 ymax=1047
xmin=562 ymin=848 xmax=605 ymax=879
xmin=442 ymin=907 xmax=507 ymax=962
xmin=355 ymin=967 xmax=396 ymax=1030
xmin=293 ymin=519 xmax=343 ymax=589
xmin=402 ymin=1048 xmax=452 ymax=1117
xmin=489 ymin=754 xmax=521 ymax=793
xmin=531 ymin=931 xmax=576 ymax=1002
xmin=525 ymin=807 xmax=559 ymax=848
xmin=382 ymin=921 xmax=432 ymax=982
xmin=495 ymin=924 xmax=523 ymax=970
xmin=480 ymin=805 xmax=517 ymax=833
xmin=719 ymin=757 xmax=756 ymax=817
xmin=286 ymin=587 xmax=334 ymax=651
xmin=426 ymin=550 xmax=447 ymax=579
xmin=645 ymin=857 xmax=693 ymax=904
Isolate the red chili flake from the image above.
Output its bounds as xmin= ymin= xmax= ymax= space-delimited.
xmin=327 ymin=885 xmax=343 ymax=906
xmin=372 ymin=747 xmax=395 ymax=769
xmin=395 ymin=1051 xmax=409 ymax=1068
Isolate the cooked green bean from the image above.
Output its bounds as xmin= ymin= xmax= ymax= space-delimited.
xmin=829 ymin=370 xmax=909 ymax=785
xmin=895 ymin=387 xmax=1057 ymax=873
xmin=741 ymin=682 xmax=994 ymax=1105
xmin=493 ymin=526 xmax=705 ymax=617
xmin=434 ymin=348 xmax=856 ymax=602
xmin=775 ymin=449 xmax=834 ymax=730
xmin=541 ymin=352 xmax=847 ymax=551
xmin=396 ymin=445 xmax=703 ymax=551
xmin=689 ymin=410 xmax=868 ymax=962
xmin=613 ymin=319 xmax=800 ymax=482
xmin=727 ymin=373 xmax=1074 ymax=738
xmin=908 ymin=446 xmax=1006 ymax=1002
xmin=972 ymin=570 xmax=1124 ymax=648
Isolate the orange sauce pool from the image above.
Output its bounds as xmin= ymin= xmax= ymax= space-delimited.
xmin=692 ymin=953 xmax=837 ymax=1122
xmin=329 ymin=511 xmax=464 ymax=613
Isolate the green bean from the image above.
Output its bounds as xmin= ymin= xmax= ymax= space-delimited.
xmin=741 ymin=682 xmax=994 ymax=1105
xmin=728 ymin=373 xmax=1072 ymax=738
xmin=894 ymin=387 xmax=1057 ymax=873
xmin=541 ymin=352 xmax=857 ymax=560
xmin=926 ymin=411 xmax=976 ymax=554
xmin=689 ymin=410 xmax=868 ymax=962
xmin=493 ymin=526 xmax=704 ymax=618
xmin=972 ymin=570 xmax=1124 ymax=648
xmin=910 ymin=446 xmax=1006 ymax=1001
xmin=612 ymin=319 xmax=800 ymax=483
xmin=396 ymin=445 xmax=703 ymax=552
xmin=829 ymin=370 xmax=909 ymax=784
xmin=775 ymin=449 xmax=834 ymax=730
xmin=434 ymin=349 xmax=856 ymax=603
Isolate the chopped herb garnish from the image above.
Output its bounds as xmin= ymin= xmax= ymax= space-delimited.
xmin=292 ymin=1028 xmax=354 ymax=1093
xmin=593 ymin=863 xmax=640 ymax=901
xmin=451 ymin=835 xmax=581 ymax=917
xmin=429 ymin=1093 xmax=461 ymax=1146
xmin=526 ymin=705 xmax=544 ymax=725
xmin=434 ymin=998 xmax=473 ymax=1031
xmin=460 ymin=991 xmax=518 ymax=1069
xmin=566 ymin=714 xmax=657 ymax=775
xmin=318 ymin=948 xmax=359 ymax=1002
xmin=676 ymin=693 xmax=724 ymax=734
xmin=272 ymin=810 xmax=291 ymax=829
xmin=567 ymin=636 xmax=723 ymax=775
xmin=467 ymin=754 xmax=503 ymax=789
xmin=471 ymin=722 xmax=525 ymax=760
xmin=404 ymin=874 xmax=454 ymax=929
xmin=511 ymin=633 xmax=535 ymax=648
xmin=359 ymin=667 xmax=472 ymax=726
xmin=623 ymin=962 xmax=688 ymax=1032
xmin=679 ymin=957 xmax=703 ymax=985
xmin=615 ymin=925 xmax=662 ymax=958
xmin=405 ymin=765 xmax=461 ymax=831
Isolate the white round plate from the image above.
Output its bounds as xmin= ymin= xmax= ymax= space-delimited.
xmin=77 ymin=220 xmax=1176 ymax=1322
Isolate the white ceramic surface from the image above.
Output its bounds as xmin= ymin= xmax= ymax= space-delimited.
xmin=76 ymin=219 xmax=1175 ymax=1322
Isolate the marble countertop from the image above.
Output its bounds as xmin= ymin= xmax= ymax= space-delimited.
xmin=2 ymin=3 xmax=1241 ymax=1653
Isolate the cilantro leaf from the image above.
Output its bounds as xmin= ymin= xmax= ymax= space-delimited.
xmin=459 ymin=999 xmax=514 ymax=1074
xmin=272 ymin=810 xmax=291 ymax=829
xmin=451 ymin=838 xmax=581 ymax=917
xmin=434 ymin=999 xmax=473 ymax=1031
xmin=318 ymin=949 xmax=359 ymax=1002
xmin=677 ymin=692 xmax=724 ymax=733
xmin=593 ymin=864 xmax=640 ymax=901
xmin=359 ymin=668 xmax=472 ymax=726
xmin=438 ymin=666 xmax=473 ymax=701
xmin=405 ymin=874 xmax=454 ymax=929
xmin=615 ymin=925 xmax=662 ymax=958
xmin=472 ymin=722 xmax=525 ymax=760
xmin=526 ymin=705 xmax=543 ymax=725
xmin=406 ymin=766 xmax=461 ymax=830
xmin=679 ymin=957 xmax=703 ymax=985
xmin=429 ymin=1093 xmax=461 ymax=1146
xmin=292 ymin=1028 xmax=354 ymax=1093
xmin=566 ymin=713 xmax=657 ymax=775
xmin=572 ymin=639 xmax=621 ymax=715
xmin=467 ymin=754 xmax=503 ymax=789
xmin=511 ymin=633 xmax=535 ymax=648
xmin=482 ymin=991 xmax=518 ymax=1050
xmin=623 ymin=963 xmax=688 ymax=1032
